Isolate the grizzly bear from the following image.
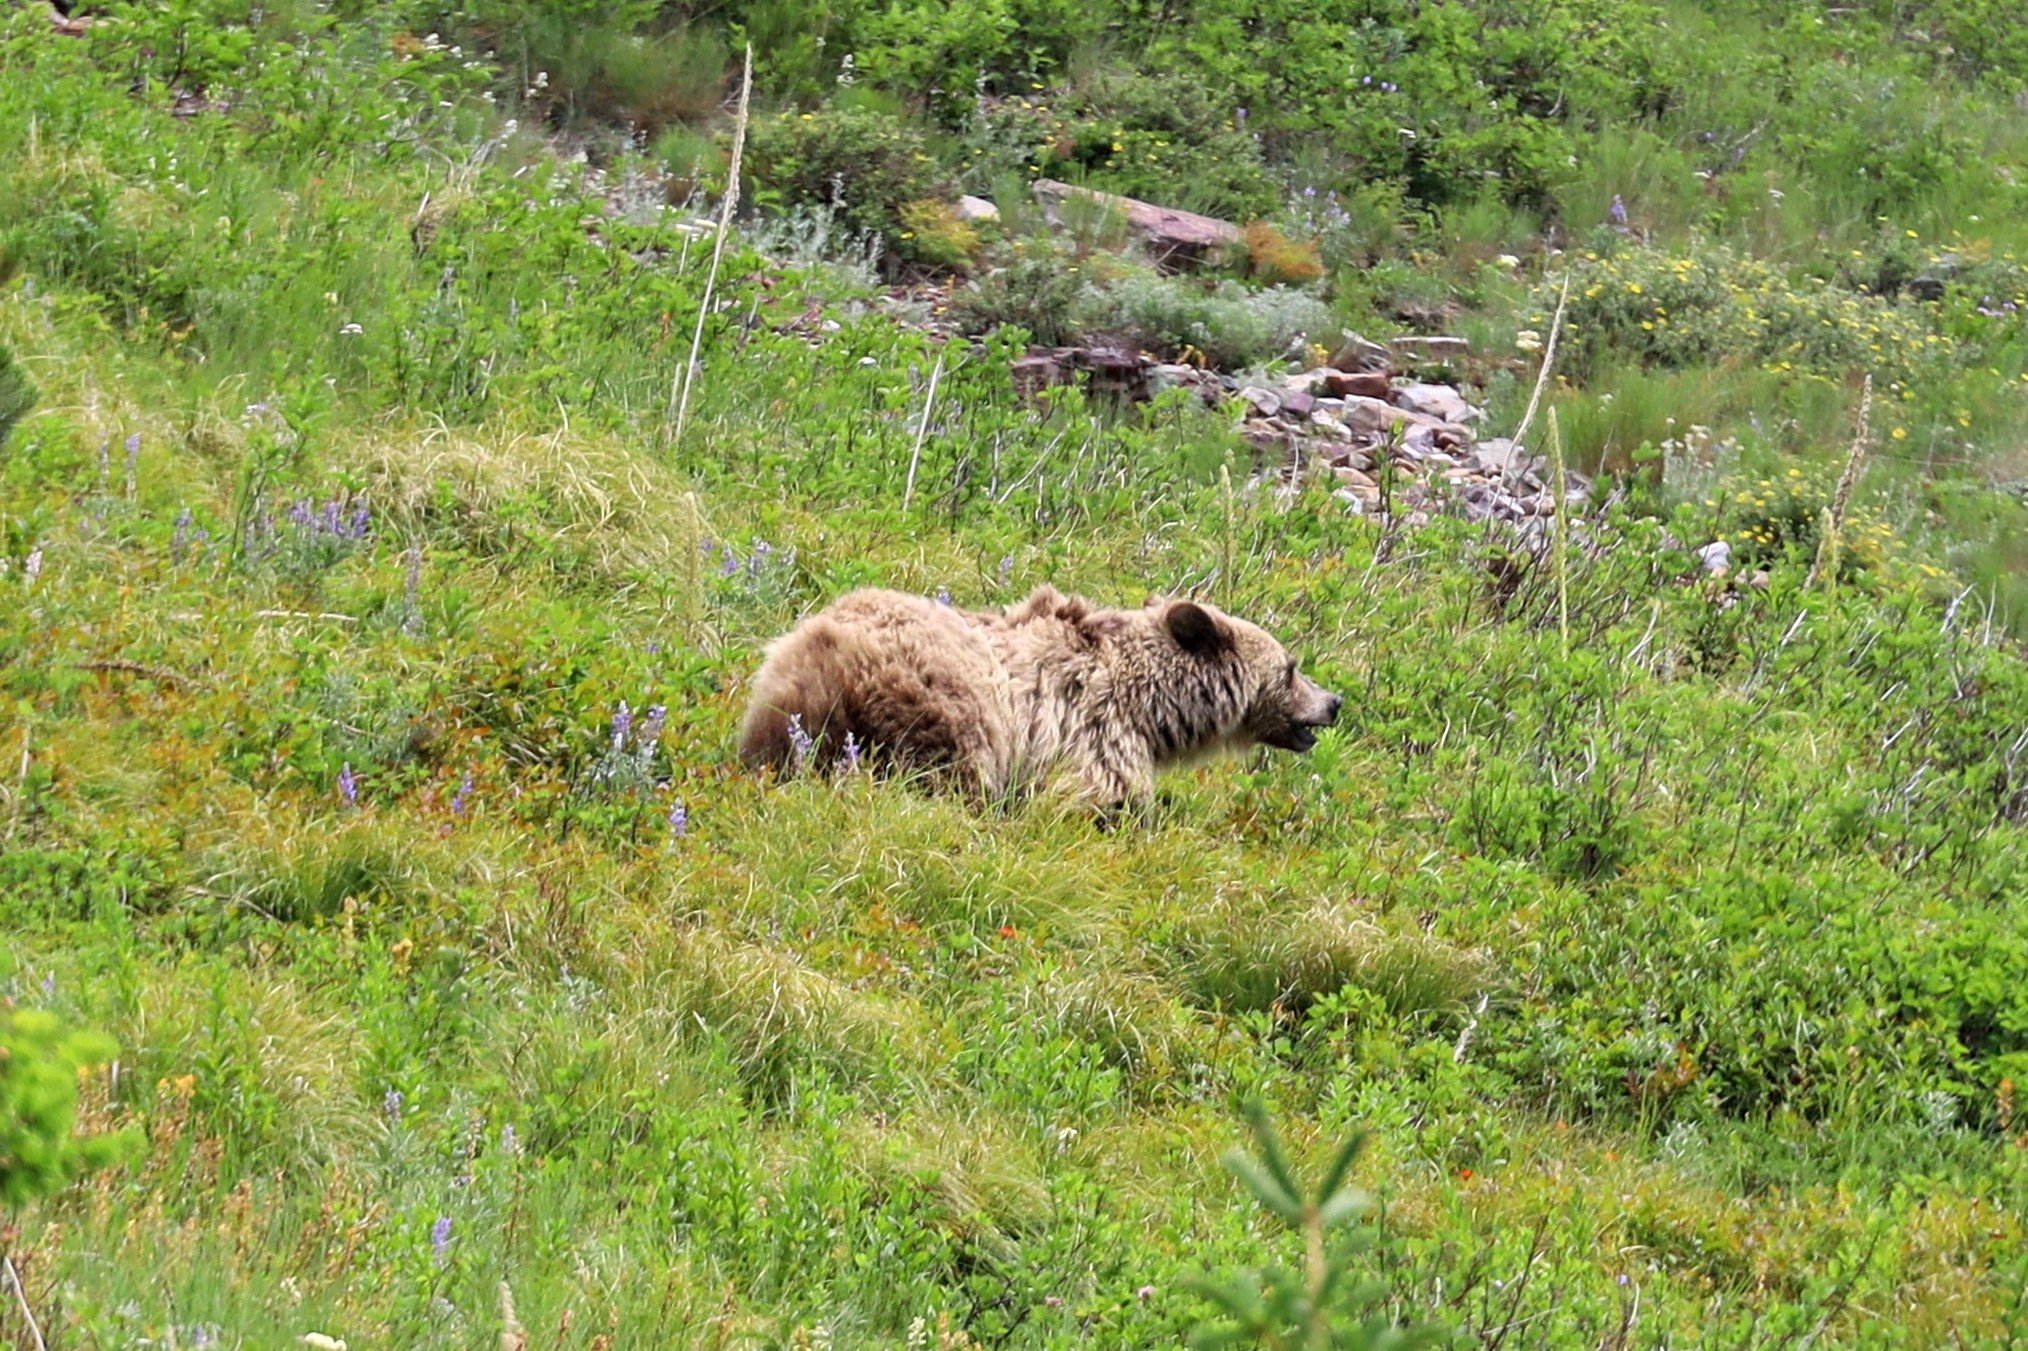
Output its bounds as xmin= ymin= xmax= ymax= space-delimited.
xmin=739 ymin=586 xmax=1342 ymax=812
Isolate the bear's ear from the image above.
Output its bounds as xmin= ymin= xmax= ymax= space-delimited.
xmin=1165 ymin=601 xmax=1228 ymax=656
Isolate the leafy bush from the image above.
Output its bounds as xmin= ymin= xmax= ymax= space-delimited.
xmin=1 ymin=1009 xmax=139 ymax=1206
xmin=965 ymin=71 xmax=1280 ymax=221
xmin=744 ymin=104 xmax=952 ymax=245
xmin=945 ymin=244 xmax=1087 ymax=344
xmin=896 ymin=197 xmax=980 ymax=270
xmin=1538 ymin=241 xmax=1957 ymax=383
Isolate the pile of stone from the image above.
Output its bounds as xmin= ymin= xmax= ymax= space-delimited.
xmin=1014 ymin=331 xmax=1591 ymax=527
xmin=1217 ymin=336 xmax=1592 ymax=526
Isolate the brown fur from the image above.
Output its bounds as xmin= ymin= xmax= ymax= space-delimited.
xmin=739 ymin=586 xmax=1342 ymax=812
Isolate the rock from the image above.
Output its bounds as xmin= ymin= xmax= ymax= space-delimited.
xmin=1322 ymin=368 xmax=1392 ymax=399
xmin=1473 ymin=439 xmax=1528 ymax=476
xmin=1337 ymin=396 xmax=1473 ymax=449
xmin=1031 ymin=180 xmax=1240 ymax=269
xmin=1393 ymin=382 xmax=1483 ymax=425
xmin=1906 ymin=254 xmax=1962 ymax=302
xmin=1747 ymin=569 xmax=1771 ymax=590
xmin=955 ymin=195 xmax=1000 ymax=223
xmin=1281 ymin=389 xmax=1316 ymax=417
xmin=1149 ymin=364 xmax=1218 ymax=402
xmin=1333 ymin=467 xmax=1381 ymax=503
xmin=1327 ymin=333 xmax=1392 ymax=373
xmin=1012 ymin=352 xmax=1069 ymax=399
xmin=1696 ymin=540 xmax=1732 ymax=574
xmin=1308 ymin=410 xmax=1354 ymax=441
xmin=1388 ymin=335 xmax=1470 ymax=359
xmin=1077 ymin=345 xmax=1147 ymax=400
xmin=1237 ymin=386 xmax=1282 ymax=418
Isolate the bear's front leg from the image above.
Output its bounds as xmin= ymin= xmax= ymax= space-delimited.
xmin=1072 ymin=745 xmax=1154 ymax=824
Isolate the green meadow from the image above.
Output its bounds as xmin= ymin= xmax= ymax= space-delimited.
xmin=3 ymin=2 xmax=2027 ymax=1346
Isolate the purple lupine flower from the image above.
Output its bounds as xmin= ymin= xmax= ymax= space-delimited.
xmin=384 ymin=1088 xmax=403 ymax=1123
xmin=786 ymin=713 xmax=814 ymax=769
xmin=719 ymin=544 xmax=740 ymax=577
xmin=748 ymin=540 xmax=774 ymax=577
xmin=934 ymin=586 xmax=952 ymax=606
xmin=173 ymin=508 xmax=194 ymax=559
xmin=998 ymin=555 xmax=1014 ymax=586
xmin=500 ymin=1124 xmax=519 ymax=1156
xmin=430 ymin=1216 xmax=452 ymax=1262
xmin=1609 ymin=194 xmax=1630 ymax=230
xmin=450 ymin=774 xmax=474 ymax=816
xmin=338 ymin=762 xmax=359 ymax=805
xmin=667 ymin=799 xmax=688 ymax=837
xmin=609 ymin=700 xmax=633 ymax=751
xmin=40 ymin=971 xmax=55 ymax=999
xmin=321 ymin=499 xmax=343 ymax=536
xmin=288 ymin=498 xmax=315 ymax=529
xmin=638 ymin=704 xmax=667 ymax=751
xmin=347 ymin=503 xmax=371 ymax=539
xmin=124 ymin=433 xmax=140 ymax=489
xmin=842 ymin=732 xmax=862 ymax=773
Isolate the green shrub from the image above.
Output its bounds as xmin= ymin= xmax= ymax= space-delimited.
xmin=745 ymin=104 xmax=952 ymax=245
xmin=946 ymin=244 xmax=1088 ymax=345
xmin=0 ymin=1009 xmax=140 ymax=1207
xmin=896 ymin=198 xmax=979 ymax=271
xmin=1537 ymin=241 xmax=1957 ymax=383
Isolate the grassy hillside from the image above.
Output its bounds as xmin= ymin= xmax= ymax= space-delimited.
xmin=3 ymin=2 xmax=2028 ymax=1347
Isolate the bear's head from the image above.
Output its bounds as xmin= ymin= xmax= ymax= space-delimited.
xmin=1154 ymin=599 xmax=1343 ymax=754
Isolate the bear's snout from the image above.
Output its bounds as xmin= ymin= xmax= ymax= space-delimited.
xmin=1320 ymin=692 xmax=1344 ymax=724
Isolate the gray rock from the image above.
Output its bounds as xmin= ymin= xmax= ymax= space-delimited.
xmin=1696 ymin=540 xmax=1732 ymax=573
xmin=955 ymin=195 xmax=1000 ymax=223
xmin=1327 ymin=333 xmax=1392 ymax=373
xmin=1474 ymin=439 xmax=1528 ymax=476
xmin=1237 ymin=386 xmax=1281 ymax=418
xmin=1032 ymin=179 xmax=1239 ymax=269
xmin=1393 ymin=382 xmax=1483 ymax=424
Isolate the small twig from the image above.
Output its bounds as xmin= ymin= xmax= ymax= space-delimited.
xmin=1510 ymin=270 xmax=1572 ymax=459
xmin=252 ymin=609 xmax=357 ymax=622
xmin=76 ymin=659 xmax=201 ymax=689
xmin=4 ymin=1254 xmax=47 ymax=1351
xmin=1549 ymin=406 xmax=1570 ymax=657
xmin=901 ymin=348 xmax=946 ymax=513
xmin=668 ymin=44 xmax=753 ymax=444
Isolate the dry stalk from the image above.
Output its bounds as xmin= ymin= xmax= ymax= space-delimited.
xmin=901 ymin=349 xmax=947 ymax=513
xmin=1807 ymin=373 xmax=1873 ymax=591
xmin=1510 ymin=269 xmax=1573 ymax=460
xmin=1549 ymin=405 xmax=1571 ymax=657
xmin=668 ymin=44 xmax=753 ymax=445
